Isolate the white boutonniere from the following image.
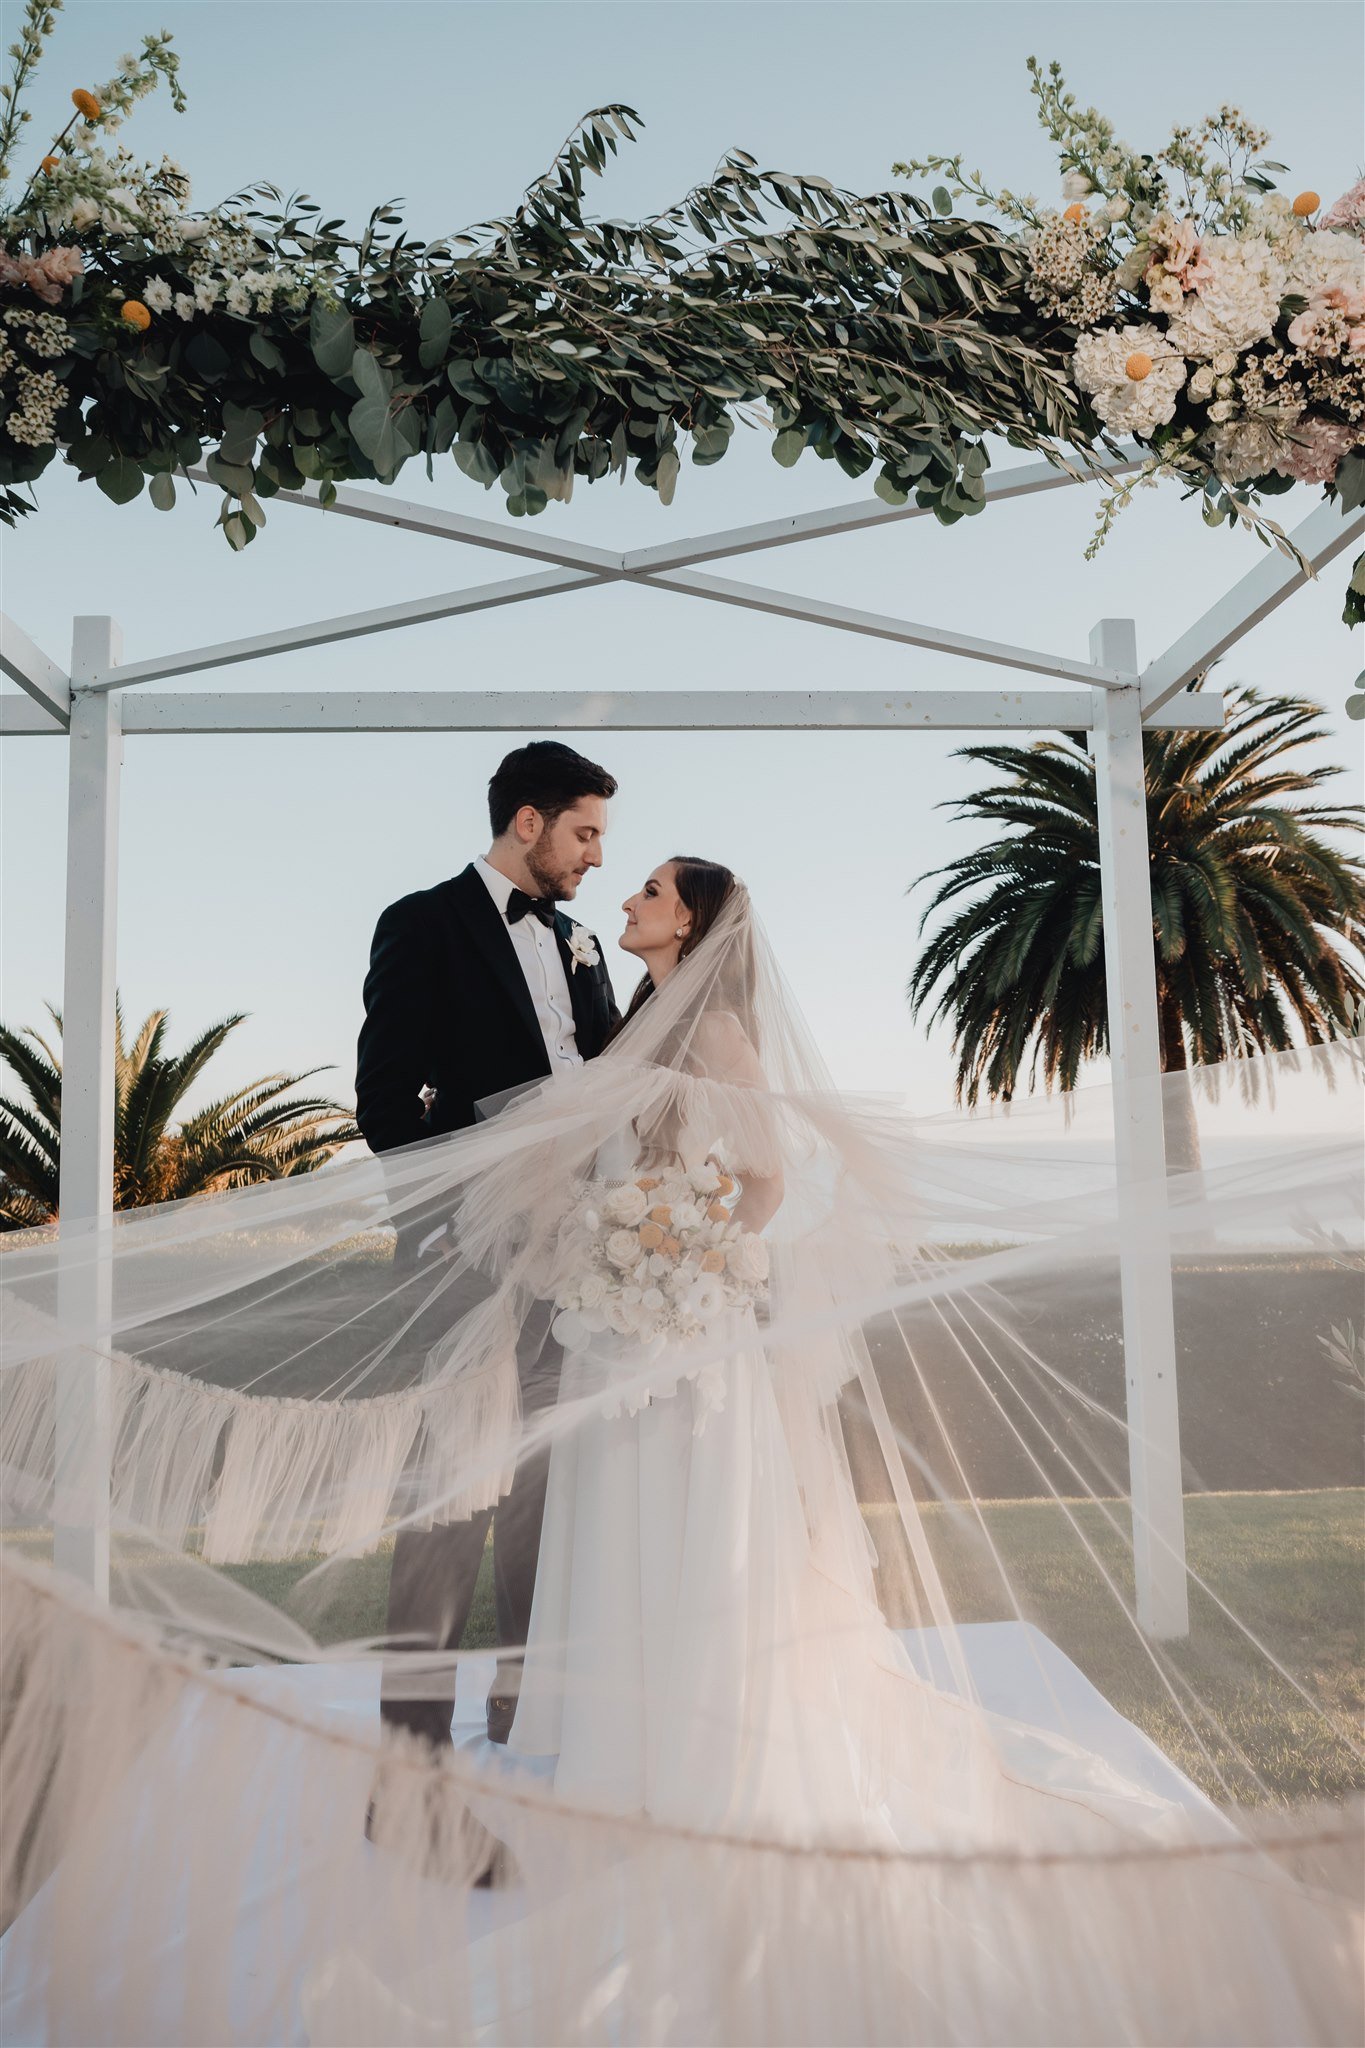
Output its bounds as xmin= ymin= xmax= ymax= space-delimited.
xmin=567 ymin=924 xmax=600 ymax=974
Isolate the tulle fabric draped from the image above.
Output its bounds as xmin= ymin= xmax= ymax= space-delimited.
xmin=0 ymin=889 xmax=1361 ymax=2045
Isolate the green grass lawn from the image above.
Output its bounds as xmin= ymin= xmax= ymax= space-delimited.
xmin=867 ymin=1488 xmax=1364 ymax=1805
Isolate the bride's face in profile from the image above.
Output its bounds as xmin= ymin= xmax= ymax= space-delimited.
xmin=620 ymin=864 xmax=692 ymax=965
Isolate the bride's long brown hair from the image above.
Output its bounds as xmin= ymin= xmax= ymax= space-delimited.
xmin=610 ymin=856 xmax=741 ymax=1041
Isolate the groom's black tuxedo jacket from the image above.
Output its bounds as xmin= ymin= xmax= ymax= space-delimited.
xmin=355 ymin=862 xmax=621 ymax=1157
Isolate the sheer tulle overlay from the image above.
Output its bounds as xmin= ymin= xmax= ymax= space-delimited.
xmin=0 ymin=889 xmax=1361 ymax=2045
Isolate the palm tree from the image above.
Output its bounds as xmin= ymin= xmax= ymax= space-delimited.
xmin=0 ymin=999 xmax=360 ymax=1229
xmin=908 ymin=682 xmax=1365 ymax=1168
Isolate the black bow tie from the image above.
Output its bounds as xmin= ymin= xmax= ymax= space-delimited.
xmin=506 ymin=887 xmax=557 ymax=928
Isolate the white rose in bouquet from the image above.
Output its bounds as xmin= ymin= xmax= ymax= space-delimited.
xmin=605 ymin=1182 xmax=649 ymax=1226
xmin=606 ymin=1227 xmax=642 ymax=1270
xmin=727 ymin=1233 xmax=770 ymax=1285
xmin=579 ymin=1271 xmax=607 ymax=1309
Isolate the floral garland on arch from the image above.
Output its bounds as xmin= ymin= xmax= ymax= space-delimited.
xmin=0 ymin=7 xmax=1361 ymax=653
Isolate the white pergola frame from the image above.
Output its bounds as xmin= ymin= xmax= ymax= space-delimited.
xmin=4 ymin=446 xmax=1360 ymax=1643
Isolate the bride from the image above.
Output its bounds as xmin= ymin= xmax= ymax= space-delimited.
xmin=502 ymin=859 xmax=1231 ymax=1851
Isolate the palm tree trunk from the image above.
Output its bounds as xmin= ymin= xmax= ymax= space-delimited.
xmin=1158 ymin=989 xmax=1203 ymax=1177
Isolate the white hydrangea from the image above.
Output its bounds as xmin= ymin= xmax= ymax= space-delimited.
xmin=141 ymin=276 xmax=172 ymax=313
xmin=1284 ymin=228 xmax=1365 ymax=306
xmin=1206 ymin=405 xmax=1303 ymax=484
xmin=1072 ymin=323 xmax=1188 ymax=435
xmin=1164 ymin=237 xmax=1286 ymax=358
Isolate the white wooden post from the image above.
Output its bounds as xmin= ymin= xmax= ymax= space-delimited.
xmin=1090 ymin=620 xmax=1190 ymax=1639
xmin=53 ymin=618 xmax=123 ymax=1595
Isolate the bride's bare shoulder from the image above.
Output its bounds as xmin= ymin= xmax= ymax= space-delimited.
xmin=690 ymin=1009 xmax=763 ymax=1082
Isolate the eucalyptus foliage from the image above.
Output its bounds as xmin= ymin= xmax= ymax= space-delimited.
xmin=0 ymin=10 xmax=1357 ymax=634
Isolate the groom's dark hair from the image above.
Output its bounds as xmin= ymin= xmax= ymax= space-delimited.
xmin=488 ymin=741 xmax=617 ymax=836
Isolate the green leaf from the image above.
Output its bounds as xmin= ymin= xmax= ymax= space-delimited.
xmin=772 ymin=428 xmax=805 ymax=467
xmin=205 ymin=451 xmax=254 ymax=496
xmin=310 ymin=302 xmax=355 ymax=379
xmin=447 ymin=359 xmax=486 ymax=403
xmin=219 ymin=402 xmax=264 ymax=467
xmin=1345 ymin=693 xmax=1365 ymax=721
xmin=1350 ymin=551 xmax=1365 ymax=597
xmin=873 ymin=470 xmax=909 ymax=506
xmin=95 ymin=455 xmax=144 ymax=505
xmin=148 ymin=471 xmax=176 ymax=512
xmin=932 ymin=185 xmax=952 ymax=216
xmin=350 ymin=349 xmax=392 ymax=404
xmin=418 ymin=295 xmax=453 ymax=370
xmin=1337 ymin=455 xmax=1365 ymax=515
xmin=453 ymin=438 xmax=499 ymax=487
xmin=248 ymin=328 xmax=284 ymax=373
xmin=656 ymin=447 xmax=679 ymax=506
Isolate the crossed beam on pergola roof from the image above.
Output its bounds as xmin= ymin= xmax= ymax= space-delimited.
xmin=4 ymin=447 xmax=1358 ymax=738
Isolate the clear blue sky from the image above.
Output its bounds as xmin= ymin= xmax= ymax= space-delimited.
xmin=2 ymin=1 xmax=1362 ymax=1116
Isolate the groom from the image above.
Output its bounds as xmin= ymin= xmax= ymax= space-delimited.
xmin=355 ymin=740 xmax=620 ymax=1757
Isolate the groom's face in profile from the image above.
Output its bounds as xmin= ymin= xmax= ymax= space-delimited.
xmin=523 ymin=795 xmax=608 ymax=902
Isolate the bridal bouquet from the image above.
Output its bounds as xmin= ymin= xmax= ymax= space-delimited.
xmin=550 ymin=1160 xmax=769 ymax=1373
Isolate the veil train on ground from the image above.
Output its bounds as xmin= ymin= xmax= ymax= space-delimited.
xmin=0 ymin=888 xmax=1360 ymax=2045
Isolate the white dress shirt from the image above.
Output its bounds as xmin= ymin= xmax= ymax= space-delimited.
xmin=474 ymin=856 xmax=583 ymax=1071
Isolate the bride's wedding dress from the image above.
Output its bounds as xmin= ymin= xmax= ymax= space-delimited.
xmin=508 ymin=1103 xmax=1205 ymax=1859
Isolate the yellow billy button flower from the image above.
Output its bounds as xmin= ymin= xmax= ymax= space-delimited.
xmin=40 ymin=155 xmax=59 ymax=174
xmin=638 ymin=1221 xmax=665 ymax=1252
xmin=1291 ymin=191 xmax=1320 ymax=218
xmin=120 ymin=300 xmax=152 ymax=332
xmin=1124 ymin=351 xmax=1154 ymax=381
xmin=700 ymin=1249 xmax=727 ymax=1275
xmin=70 ymin=88 xmax=102 ymax=121
xmin=1062 ymin=202 xmax=1087 ymax=224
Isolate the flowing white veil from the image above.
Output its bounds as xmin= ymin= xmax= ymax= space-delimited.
xmin=0 ymin=883 xmax=1361 ymax=2046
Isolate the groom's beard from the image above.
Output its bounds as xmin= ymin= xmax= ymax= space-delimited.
xmin=525 ymin=843 xmax=581 ymax=902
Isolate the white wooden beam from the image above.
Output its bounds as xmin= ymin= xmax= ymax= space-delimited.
xmin=623 ymin=446 xmax=1144 ymax=573
xmin=54 ymin=620 xmax=122 ymax=1598
xmin=185 ymin=469 xmax=627 ymax=575
xmin=1139 ymin=496 xmax=1365 ymax=714
xmin=643 ymin=569 xmax=1134 ymax=688
xmin=215 ymin=446 xmax=1141 ymax=578
xmin=1090 ymin=620 xmax=1189 ymax=1641
xmin=0 ymin=687 xmax=1226 ymax=736
xmin=80 ymin=568 xmax=605 ymax=691
xmin=0 ymin=612 xmax=71 ymax=726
